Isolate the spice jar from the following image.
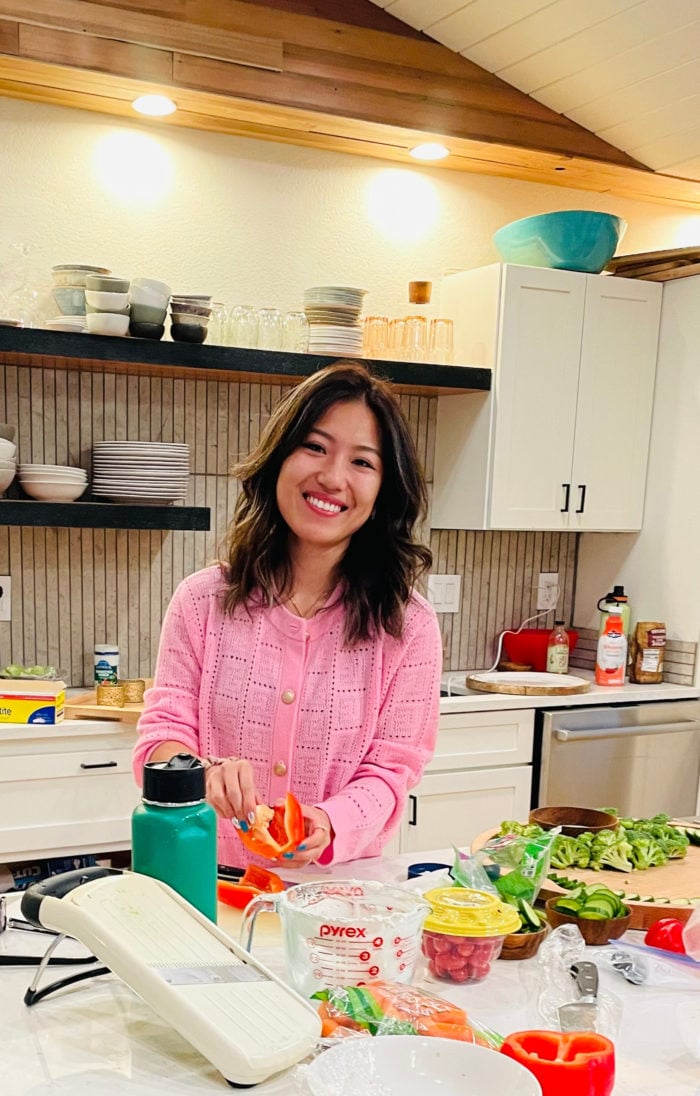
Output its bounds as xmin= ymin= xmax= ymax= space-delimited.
xmin=421 ymin=886 xmax=520 ymax=984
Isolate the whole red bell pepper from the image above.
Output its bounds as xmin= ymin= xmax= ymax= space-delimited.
xmin=501 ymin=1030 xmax=615 ymax=1096
xmin=236 ymin=792 xmax=305 ymax=860
xmin=644 ymin=917 xmax=686 ymax=953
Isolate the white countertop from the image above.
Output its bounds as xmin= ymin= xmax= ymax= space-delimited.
xmin=2 ymin=849 xmax=699 ymax=1095
xmin=440 ymin=669 xmax=700 ymax=713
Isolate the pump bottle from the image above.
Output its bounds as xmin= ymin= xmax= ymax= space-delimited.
xmin=595 ymin=612 xmax=627 ymax=686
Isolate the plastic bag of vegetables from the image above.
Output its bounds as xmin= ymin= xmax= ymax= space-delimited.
xmin=312 ymin=982 xmax=502 ymax=1047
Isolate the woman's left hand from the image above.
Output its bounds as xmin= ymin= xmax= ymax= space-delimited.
xmin=279 ymin=803 xmax=333 ymax=867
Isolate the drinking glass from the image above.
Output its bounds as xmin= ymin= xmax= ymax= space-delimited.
xmin=208 ymin=302 xmax=227 ymax=345
xmin=429 ymin=318 xmax=454 ymax=364
xmin=402 ymin=314 xmax=428 ymax=362
xmin=256 ymin=308 xmax=283 ymax=351
xmin=5 ymin=243 xmax=43 ymax=327
xmin=362 ymin=315 xmax=389 ymax=358
xmin=387 ymin=318 xmax=406 ymax=360
xmin=228 ymin=305 xmax=258 ymax=348
xmin=283 ymin=311 xmax=309 ymax=353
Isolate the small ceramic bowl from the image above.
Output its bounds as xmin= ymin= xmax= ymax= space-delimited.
xmin=129 ymin=285 xmax=169 ymax=310
xmin=171 ymin=322 xmax=207 ymax=343
xmin=170 ymin=301 xmax=211 ymax=316
xmin=0 ymin=423 xmax=16 ymax=442
xmin=129 ymin=303 xmax=167 ymax=325
xmin=529 ymin=806 xmax=619 ymax=837
xmin=51 ymin=286 xmax=86 ymax=316
xmin=131 ymin=277 xmax=171 ymax=297
xmin=0 ymin=465 xmax=16 ymax=492
xmin=171 ymin=312 xmax=209 ymax=327
xmin=52 ymin=264 xmax=111 ymax=287
xmin=21 ymin=479 xmax=87 ymax=502
xmin=544 ymin=897 xmax=631 ymax=945
xmin=86 ymin=312 xmax=130 ymax=337
xmin=0 ymin=438 xmax=16 ymax=460
xmin=85 ymin=289 xmax=130 ymax=312
xmin=85 ymin=275 xmax=130 ymax=294
xmin=129 ymin=321 xmax=165 ymax=340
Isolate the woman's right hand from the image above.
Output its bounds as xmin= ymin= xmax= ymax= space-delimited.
xmin=205 ymin=758 xmax=258 ymax=829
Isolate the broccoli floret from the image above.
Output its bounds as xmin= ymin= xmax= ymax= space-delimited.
xmin=598 ymin=838 xmax=634 ymax=872
xmin=627 ymin=835 xmax=660 ymax=871
xmin=549 ymin=836 xmax=579 ymax=869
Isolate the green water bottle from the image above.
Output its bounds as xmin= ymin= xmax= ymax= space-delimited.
xmin=132 ymin=753 xmax=217 ymax=922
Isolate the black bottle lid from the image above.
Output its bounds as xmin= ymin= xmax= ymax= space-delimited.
xmin=553 ymin=619 xmax=566 ymax=626
xmin=142 ymin=753 xmax=206 ymax=804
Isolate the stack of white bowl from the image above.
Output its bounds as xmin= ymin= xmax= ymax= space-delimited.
xmin=128 ymin=278 xmax=171 ymax=340
xmin=169 ymin=295 xmax=212 ymax=343
xmin=47 ymin=264 xmax=111 ymax=333
xmin=17 ymin=464 xmax=88 ymax=502
xmin=0 ymin=437 xmax=17 ymax=495
xmin=85 ymin=274 xmax=131 ymax=337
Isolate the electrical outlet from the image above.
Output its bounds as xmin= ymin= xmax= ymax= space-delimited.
xmin=0 ymin=576 xmax=10 ymax=621
xmin=536 ymin=572 xmax=559 ymax=612
xmin=428 ymin=574 xmax=462 ymax=613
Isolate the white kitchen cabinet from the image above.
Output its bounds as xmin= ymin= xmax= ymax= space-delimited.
xmin=432 ymin=264 xmax=662 ymax=531
xmin=0 ymin=721 xmax=139 ymax=862
xmin=397 ymin=708 xmax=534 ymax=854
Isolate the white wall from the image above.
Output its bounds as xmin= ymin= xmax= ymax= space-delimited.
xmin=575 ymin=275 xmax=700 ymax=647
xmin=2 ymin=97 xmax=700 ymax=317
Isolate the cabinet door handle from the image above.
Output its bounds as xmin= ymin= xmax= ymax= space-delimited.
xmin=576 ymin=484 xmax=587 ymax=513
xmin=80 ymin=761 xmax=118 ymax=770
xmin=408 ymin=795 xmax=418 ymax=826
xmin=560 ymin=483 xmax=571 ymax=513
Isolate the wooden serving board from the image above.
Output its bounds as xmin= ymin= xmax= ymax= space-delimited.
xmin=65 ymin=679 xmax=152 ymax=723
xmin=466 ymin=671 xmax=590 ymax=696
xmin=473 ymin=828 xmax=700 ymax=930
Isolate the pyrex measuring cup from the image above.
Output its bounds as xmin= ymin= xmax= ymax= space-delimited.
xmin=241 ymin=879 xmax=430 ymax=997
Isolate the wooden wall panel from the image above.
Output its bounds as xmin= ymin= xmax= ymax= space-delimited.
xmin=2 ymin=361 xmax=695 ymax=686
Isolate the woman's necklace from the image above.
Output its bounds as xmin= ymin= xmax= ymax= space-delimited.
xmin=288 ymin=589 xmax=331 ymax=619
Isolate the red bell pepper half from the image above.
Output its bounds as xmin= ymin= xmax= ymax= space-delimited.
xmin=217 ymin=864 xmax=285 ymax=909
xmin=501 ymin=1030 xmax=615 ymax=1096
xmin=236 ymin=792 xmax=305 ymax=860
xmin=644 ymin=917 xmax=686 ymax=953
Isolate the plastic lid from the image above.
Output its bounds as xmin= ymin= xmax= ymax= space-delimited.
xmin=553 ymin=619 xmax=565 ymax=626
xmin=423 ymin=887 xmax=521 ymax=938
xmin=142 ymin=753 xmax=206 ymax=804
xmin=612 ymin=585 xmax=627 ymax=599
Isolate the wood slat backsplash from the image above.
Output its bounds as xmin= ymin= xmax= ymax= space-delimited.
xmin=0 ymin=362 xmax=578 ymax=684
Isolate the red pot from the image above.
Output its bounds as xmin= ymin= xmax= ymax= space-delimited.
xmin=502 ymin=628 xmax=579 ymax=672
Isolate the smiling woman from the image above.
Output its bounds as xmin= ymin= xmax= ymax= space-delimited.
xmin=133 ymin=362 xmax=443 ymax=873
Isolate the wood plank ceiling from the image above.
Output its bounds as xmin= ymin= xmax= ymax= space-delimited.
xmin=372 ymin=0 xmax=700 ymax=183
xmin=0 ymin=0 xmax=698 ymax=208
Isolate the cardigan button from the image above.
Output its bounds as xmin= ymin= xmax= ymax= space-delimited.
xmin=281 ymin=688 xmax=296 ymax=704
xmin=273 ymin=760 xmax=288 ymax=777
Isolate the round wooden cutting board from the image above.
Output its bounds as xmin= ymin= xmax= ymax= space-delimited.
xmin=472 ymin=828 xmax=700 ymax=929
xmin=466 ymin=671 xmax=591 ymax=696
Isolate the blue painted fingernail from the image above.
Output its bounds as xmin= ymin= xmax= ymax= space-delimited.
xmin=283 ymin=852 xmax=294 ymax=859
xmin=297 ymin=844 xmax=307 ymax=851
xmin=238 ymin=819 xmax=249 ymax=833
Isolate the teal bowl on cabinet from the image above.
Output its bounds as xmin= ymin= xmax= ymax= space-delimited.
xmin=51 ymin=286 xmax=86 ymax=316
xmin=493 ymin=210 xmax=627 ymax=274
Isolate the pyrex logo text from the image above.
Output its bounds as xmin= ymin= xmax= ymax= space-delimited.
xmin=319 ymin=924 xmax=367 ymax=938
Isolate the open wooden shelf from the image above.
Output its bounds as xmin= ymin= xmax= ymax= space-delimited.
xmin=0 ymin=327 xmax=491 ymax=396
xmin=0 ymin=500 xmax=210 ymax=531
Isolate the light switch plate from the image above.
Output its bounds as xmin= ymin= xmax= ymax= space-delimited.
xmin=428 ymin=574 xmax=462 ymax=613
xmin=0 ymin=576 xmax=10 ymax=621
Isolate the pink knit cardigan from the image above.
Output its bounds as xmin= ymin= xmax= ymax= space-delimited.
xmin=133 ymin=565 xmax=442 ymax=868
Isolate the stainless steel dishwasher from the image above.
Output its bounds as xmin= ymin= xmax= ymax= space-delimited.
xmin=534 ymin=699 xmax=700 ymax=817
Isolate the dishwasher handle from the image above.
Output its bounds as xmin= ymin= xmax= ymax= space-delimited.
xmin=554 ymin=719 xmax=700 ymax=742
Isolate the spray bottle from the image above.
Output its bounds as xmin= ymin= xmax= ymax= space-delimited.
xmin=597 ymin=585 xmax=631 ymax=639
xmin=595 ymin=612 xmax=627 ymax=686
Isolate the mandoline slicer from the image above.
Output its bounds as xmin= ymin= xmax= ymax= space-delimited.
xmin=21 ymin=866 xmax=321 ymax=1086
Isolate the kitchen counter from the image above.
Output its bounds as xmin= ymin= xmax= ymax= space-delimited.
xmin=2 ymin=849 xmax=698 ymax=1095
xmin=440 ymin=669 xmax=700 ymax=713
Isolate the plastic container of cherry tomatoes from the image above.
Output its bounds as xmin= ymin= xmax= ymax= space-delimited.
xmin=421 ymin=887 xmax=521 ymax=985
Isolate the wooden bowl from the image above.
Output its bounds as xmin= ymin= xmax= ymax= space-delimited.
xmin=545 ymin=897 xmax=631 ymax=945
xmin=529 ymin=805 xmax=619 ymax=837
xmin=498 ymin=924 xmax=548 ymax=960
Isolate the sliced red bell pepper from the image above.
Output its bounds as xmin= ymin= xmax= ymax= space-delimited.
xmin=217 ymin=865 xmax=285 ymax=909
xmin=236 ymin=792 xmax=305 ymax=860
xmin=501 ymin=1030 xmax=615 ymax=1096
xmin=644 ymin=917 xmax=686 ymax=953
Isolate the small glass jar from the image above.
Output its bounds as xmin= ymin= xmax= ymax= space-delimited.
xmin=119 ymin=678 xmax=146 ymax=704
xmin=421 ymin=887 xmax=520 ymax=984
xmin=96 ymin=682 xmax=126 ymax=708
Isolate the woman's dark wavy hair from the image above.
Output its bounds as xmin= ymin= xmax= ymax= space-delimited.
xmin=221 ymin=361 xmax=432 ymax=643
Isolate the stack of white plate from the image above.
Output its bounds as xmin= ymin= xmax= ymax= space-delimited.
xmin=44 ymin=316 xmax=88 ymax=334
xmin=303 ymin=286 xmax=366 ymax=355
xmin=91 ymin=442 xmax=190 ymax=505
xmin=18 ymin=464 xmax=87 ymax=502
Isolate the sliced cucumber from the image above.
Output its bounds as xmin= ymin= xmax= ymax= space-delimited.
xmin=519 ymin=900 xmax=542 ymax=929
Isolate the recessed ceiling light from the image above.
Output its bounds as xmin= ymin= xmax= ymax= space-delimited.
xmin=131 ymin=95 xmax=177 ymax=117
xmin=409 ymin=143 xmax=450 ymax=162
